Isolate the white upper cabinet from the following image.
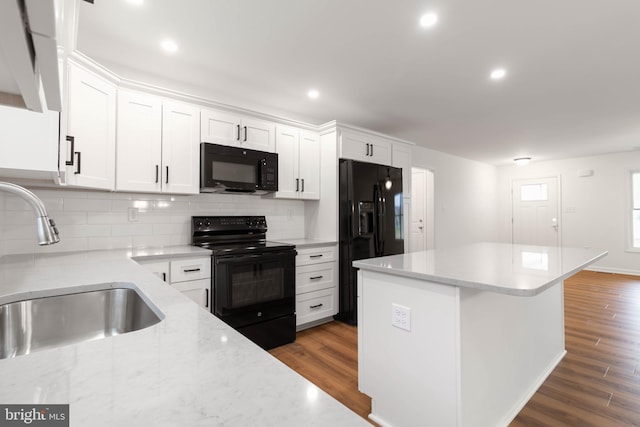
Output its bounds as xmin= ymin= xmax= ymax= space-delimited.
xmin=116 ymin=90 xmax=162 ymax=192
xmin=201 ymin=108 xmax=275 ymax=152
xmin=339 ymin=129 xmax=392 ymax=166
xmin=64 ymin=63 xmax=117 ymax=190
xmin=162 ymin=100 xmax=200 ymax=194
xmin=274 ymin=126 xmax=320 ymax=200
xmin=116 ymin=89 xmax=199 ymax=194
xmin=392 ymin=143 xmax=412 ymax=198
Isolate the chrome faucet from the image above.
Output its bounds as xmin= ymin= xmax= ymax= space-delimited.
xmin=0 ymin=182 xmax=60 ymax=245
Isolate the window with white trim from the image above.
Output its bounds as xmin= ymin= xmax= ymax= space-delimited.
xmin=632 ymin=172 xmax=640 ymax=249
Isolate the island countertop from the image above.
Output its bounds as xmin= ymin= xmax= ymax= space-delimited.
xmin=0 ymin=247 xmax=368 ymax=426
xmin=353 ymin=242 xmax=608 ymax=296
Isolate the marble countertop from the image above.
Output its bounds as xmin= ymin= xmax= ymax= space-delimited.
xmin=353 ymin=242 xmax=608 ymax=296
xmin=0 ymin=246 xmax=368 ymax=426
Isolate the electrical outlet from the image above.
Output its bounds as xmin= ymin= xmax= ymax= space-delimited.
xmin=128 ymin=207 xmax=139 ymax=222
xmin=391 ymin=303 xmax=411 ymax=331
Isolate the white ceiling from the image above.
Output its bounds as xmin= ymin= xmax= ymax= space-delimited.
xmin=76 ymin=0 xmax=640 ymax=166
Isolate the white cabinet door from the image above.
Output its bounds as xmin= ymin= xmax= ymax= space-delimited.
xmin=162 ymin=100 xmax=200 ymax=194
xmin=392 ymin=143 xmax=412 ymax=198
xmin=340 ymin=129 xmax=392 ymax=165
xmin=137 ymin=260 xmax=170 ymax=283
xmin=201 ymin=108 xmax=275 ymax=152
xmin=116 ymin=89 xmax=162 ymax=192
xmin=273 ymin=126 xmax=320 ymax=200
xmin=201 ymin=109 xmax=240 ymax=145
xmin=298 ymin=131 xmax=320 ymax=200
xmin=274 ymin=126 xmax=299 ymax=198
xmin=241 ymin=117 xmax=275 ymax=152
xmin=65 ymin=64 xmax=116 ymax=190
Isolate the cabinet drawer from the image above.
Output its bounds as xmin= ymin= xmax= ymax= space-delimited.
xmin=296 ymin=245 xmax=337 ymax=266
xmin=170 ymin=257 xmax=211 ymax=283
xmin=296 ymin=288 xmax=335 ymax=325
xmin=297 ymin=263 xmax=335 ymax=294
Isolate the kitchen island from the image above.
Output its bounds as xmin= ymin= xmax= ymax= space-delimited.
xmin=0 ymin=247 xmax=369 ymax=426
xmin=353 ymin=242 xmax=607 ymax=427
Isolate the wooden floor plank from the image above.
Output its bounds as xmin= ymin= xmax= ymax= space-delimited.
xmin=269 ymin=270 xmax=640 ymax=426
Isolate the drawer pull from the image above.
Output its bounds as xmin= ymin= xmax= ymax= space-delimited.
xmin=310 ymin=303 xmax=324 ymax=309
xmin=183 ymin=268 xmax=201 ymax=273
xmin=309 ymin=254 xmax=323 ymax=259
xmin=310 ymin=275 xmax=324 ymax=280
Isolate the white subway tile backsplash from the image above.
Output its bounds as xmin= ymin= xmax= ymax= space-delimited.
xmin=64 ymin=198 xmax=112 ymax=212
xmin=87 ymin=236 xmax=133 ymax=251
xmin=111 ymin=223 xmax=154 ymax=236
xmin=62 ymin=224 xmax=112 ymax=238
xmin=1 ymin=188 xmax=306 ymax=255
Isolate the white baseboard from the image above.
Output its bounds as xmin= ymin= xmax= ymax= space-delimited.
xmin=585 ymin=266 xmax=640 ymax=277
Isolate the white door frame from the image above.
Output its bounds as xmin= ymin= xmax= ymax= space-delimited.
xmin=511 ymin=175 xmax=562 ymax=246
xmin=410 ymin=167 xmax=435 ymax=251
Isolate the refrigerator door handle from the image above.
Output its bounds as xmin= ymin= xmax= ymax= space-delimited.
xmin=373 ymin=184 xmax=384 ymax=256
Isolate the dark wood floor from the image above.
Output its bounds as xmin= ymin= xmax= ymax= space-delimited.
xmin=270 ymin=271 xmax=640 ymax=426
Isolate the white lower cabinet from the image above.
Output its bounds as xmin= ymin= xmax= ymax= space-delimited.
xmin=295 ymin=244 xmax=338 ymax=329
xmin=137 ymin=256 xmax=211 ymax=310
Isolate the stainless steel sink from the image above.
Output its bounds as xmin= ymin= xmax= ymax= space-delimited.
xmin=0 ymin=286 xmax=163 ymax=359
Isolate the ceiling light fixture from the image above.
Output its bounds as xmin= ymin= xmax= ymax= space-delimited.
xmin=307 ymin=89 xmax=319 ymax=100
xmin=420 ymin=12 xmax=439 ymax=28
xmin=514 ymin=157 xmax=531 ymax=166
xmin=490 ymin=68 xmax=507 ymax=81
xmin=160 ymin=39 xmax=178 ymax=54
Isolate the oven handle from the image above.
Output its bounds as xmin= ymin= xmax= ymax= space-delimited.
xmin=215 ymin=250 xmax=296 ymax=264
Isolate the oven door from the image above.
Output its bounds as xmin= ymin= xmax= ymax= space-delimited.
xmin=213 ymin=250 xmax=295 ymax=328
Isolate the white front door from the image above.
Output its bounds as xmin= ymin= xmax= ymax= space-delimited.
xmin=512 ymin=177 xmax=560 ymax=246
xmin=410 ymin=168 xmax=435 ymax=252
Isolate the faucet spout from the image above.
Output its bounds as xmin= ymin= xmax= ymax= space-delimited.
xmin=0 ymin=182 xmax=60 ymax=245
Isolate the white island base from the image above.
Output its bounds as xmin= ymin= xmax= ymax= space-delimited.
xmin=354 ymin=243 xmax=607 ymax=427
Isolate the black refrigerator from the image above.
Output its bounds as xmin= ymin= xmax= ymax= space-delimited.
xmin=335 ymin=159 xmax=404 ymax=325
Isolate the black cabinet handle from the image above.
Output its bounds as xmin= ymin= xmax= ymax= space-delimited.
xmin=237 ymin=124 xmax=241 ymax=141
xmin=296 ymin=178 xmax=299 ymax=192
xmin=74 ymin=151 xmax=81 ymax=174
xmin=243 ymin=126 xmax=247 ymax=142
xmin=155 ymin=165 xmax=159 ymax=183
xmin=205 ymin=289 xmax=209 ymax=308
xmin=309 ymin=254 xmax=323 ymax=259
xmin=65 ymin=135 xmax=75 ymax=166
xmin=183 ymin=268 xmax=201 ymax=273
xmin=166 ymin=166 xmax=169 ymax=184
xmin=366 ymin=143 xmax=370 ymax=156
xmin=310 ymin=275 xmax=323 ymax=280
xmin=370 ymin=144 xmax=374 ymax=156
xmin=301 ymin=178 xmax=305 ymax=192
xmin=310 ymin=303 xmax=323 ymax=309
xmin=162 ymin=272 xmax=166 ymax=282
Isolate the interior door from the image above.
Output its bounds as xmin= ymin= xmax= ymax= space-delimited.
xmin=512 ymin=177 xmax=560 ymax=246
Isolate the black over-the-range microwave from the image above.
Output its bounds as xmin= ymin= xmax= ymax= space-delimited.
xmin=200 ymin=143 xmax=278 ymax=194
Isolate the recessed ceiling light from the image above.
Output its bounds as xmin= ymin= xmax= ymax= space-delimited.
xmin=161 ymin=39 xmax=178 ymax=54
xmin=490 ymin=68 xmax=507 ymax=80
xmin=126 ymin=0 xmax=144 ymax=6
xmin=307 ymin=89 xmax=319 ymax=100
xmin=420 ymin=13 xmax=439 ymax=28
xmin=514 ymin=157 xmax=531 ymax=166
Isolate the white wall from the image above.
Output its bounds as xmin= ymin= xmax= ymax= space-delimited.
xmin=496 ymin=150 xmax=640 ymax=275
xmin=0 ymin=188 xmax=305 ymax=255
xmin=411 ymin=146 xmax=498 ymax=249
